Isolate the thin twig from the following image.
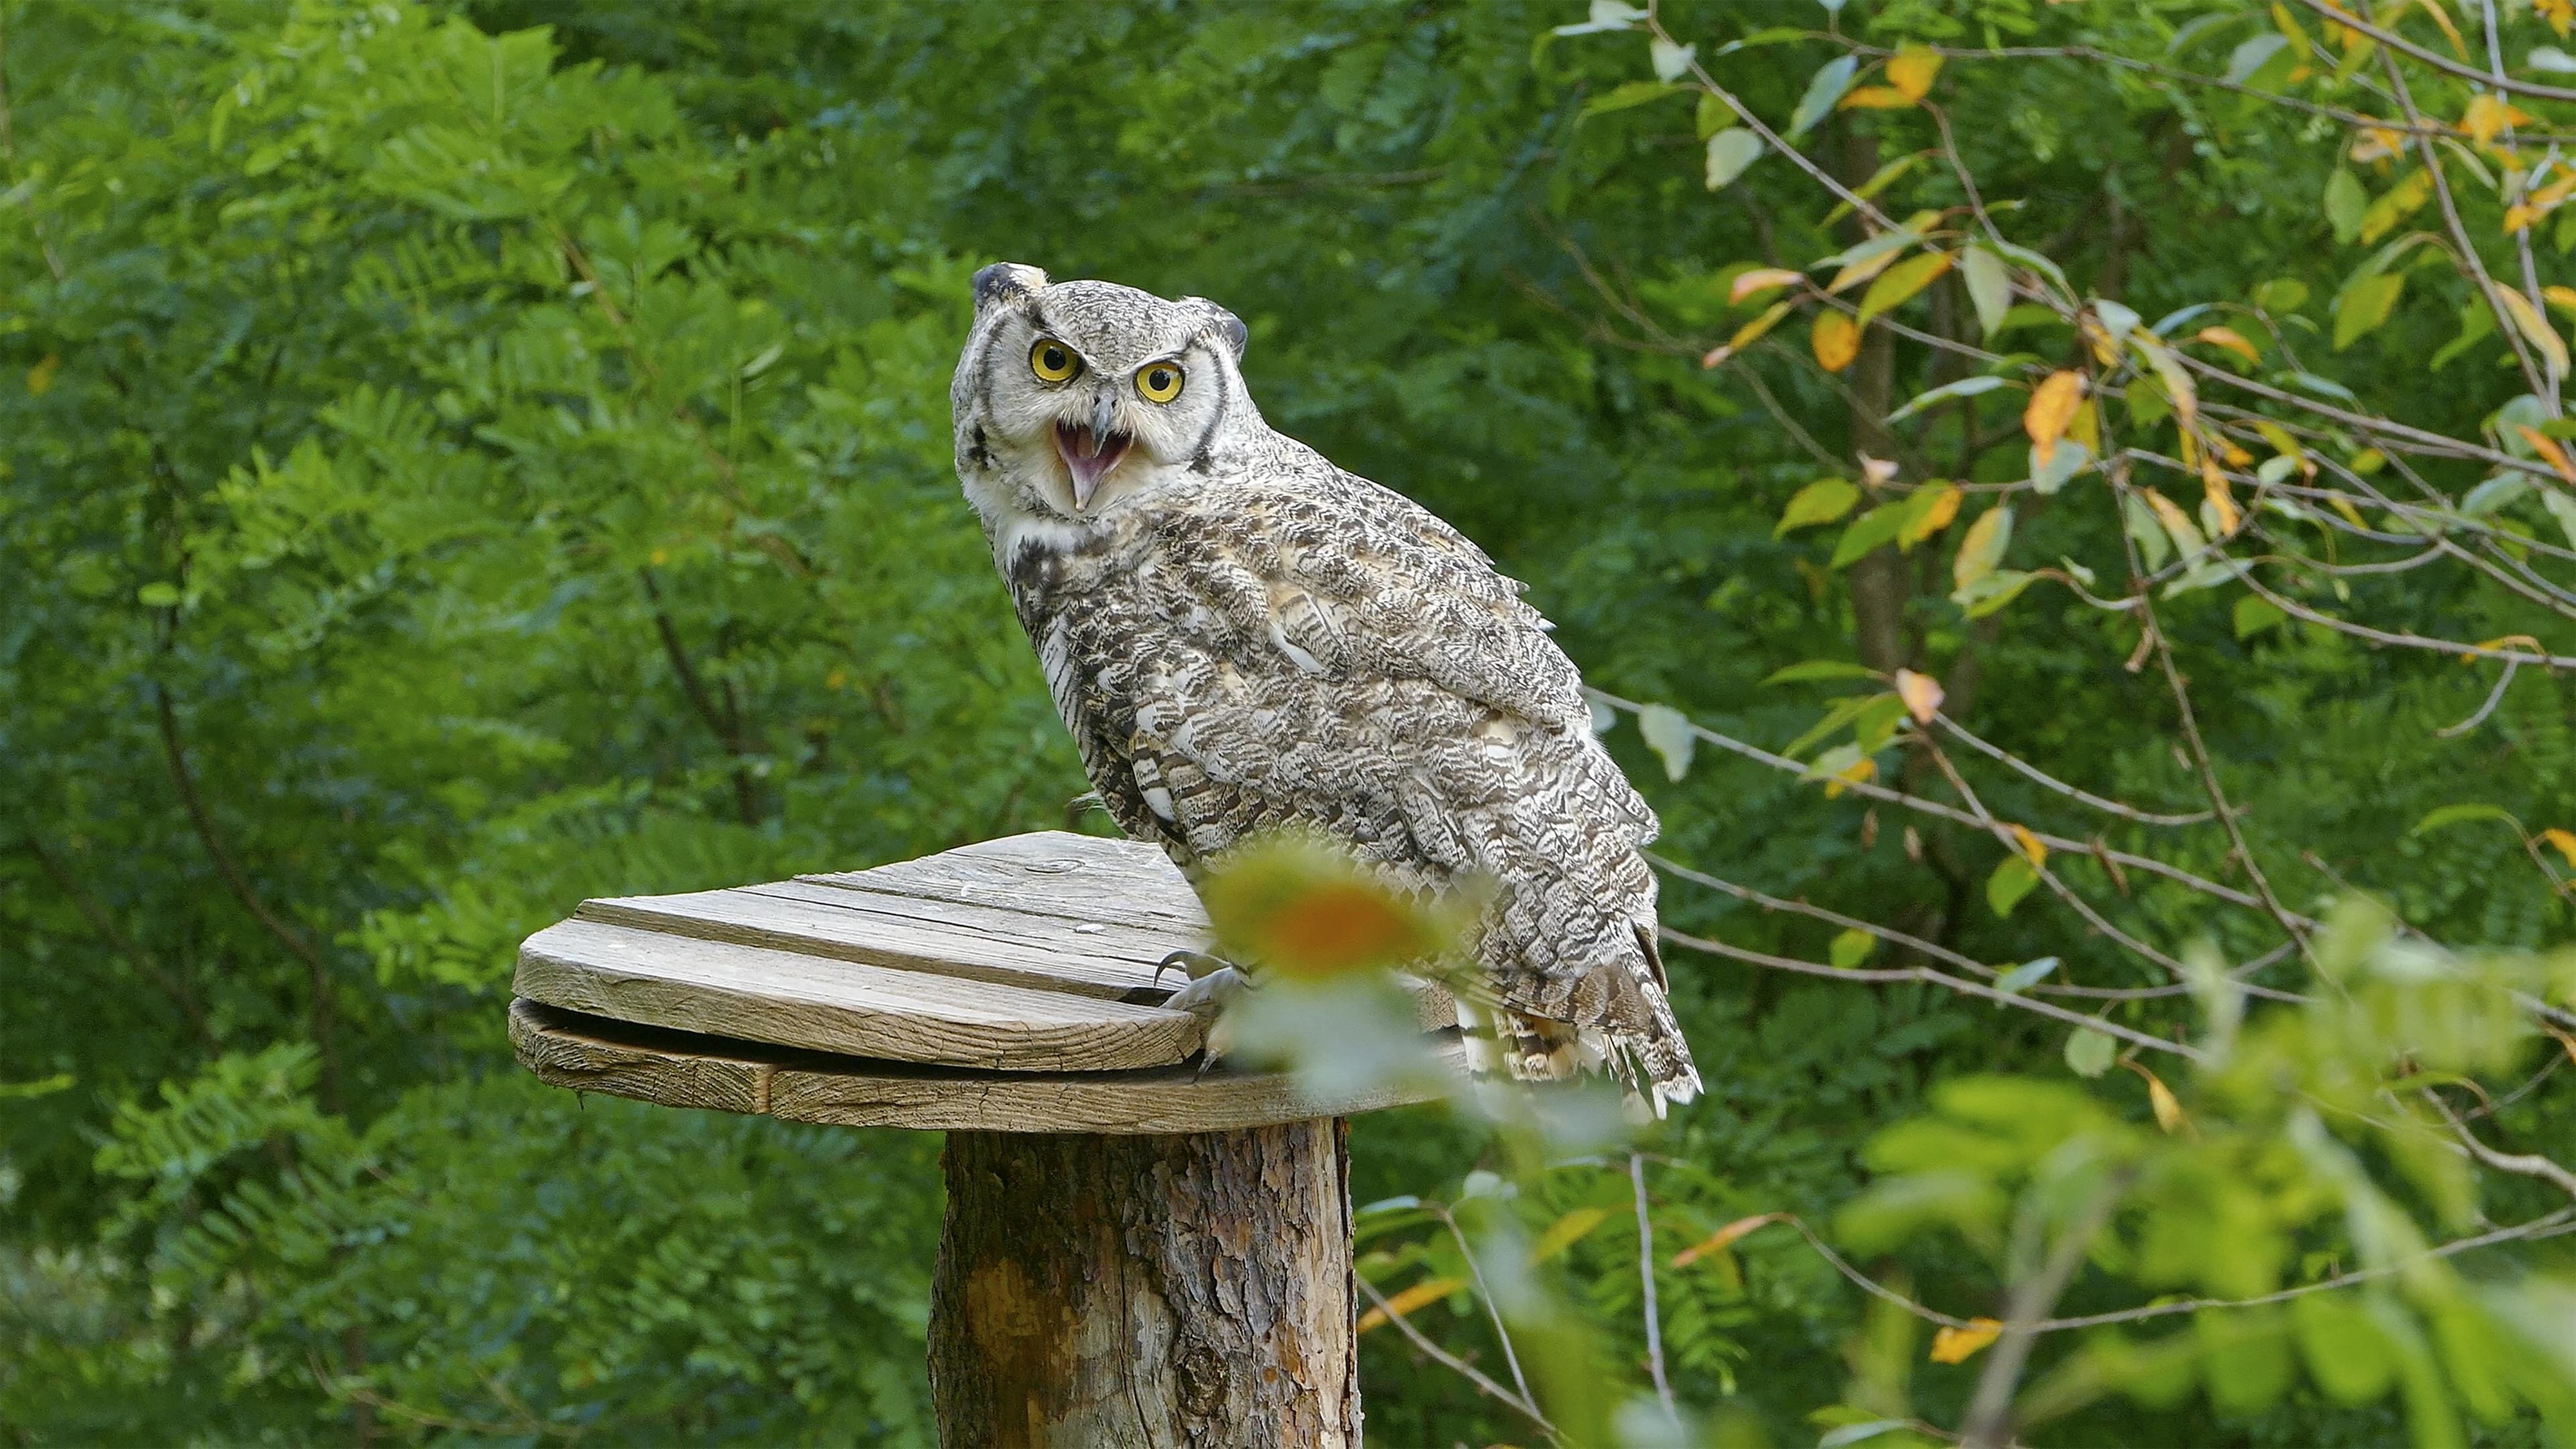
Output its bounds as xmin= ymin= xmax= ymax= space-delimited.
xmin=1355 ymin=1273 xmax=1559 ymax=1439
xmin=1630 ymin=1153 xmax=1679 ymax=1423
xmin=2294 ymin=0 xmax=2576 ymax=104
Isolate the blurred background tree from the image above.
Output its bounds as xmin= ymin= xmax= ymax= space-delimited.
xmin=4 ymin=1 xmax=2573 ymax=1444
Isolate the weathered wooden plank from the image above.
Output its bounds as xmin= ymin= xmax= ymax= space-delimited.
xmin=506 ymin=999 xmax=1457 ymax=1135
xmin=577 ymin=882 xmax=1190 ymax=1002
xmin=801 ymin=829 xmax=1206 ymax=932
xmin=514 ymin=919 xmax=1202 ymax=1072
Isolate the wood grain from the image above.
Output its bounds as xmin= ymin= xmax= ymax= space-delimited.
xmin=515 ymin=919 xmax=1203 ymax=1072
xmin=508 ymin=999 xmax=1455 ymax=1135
xmin=520 ymin=831 xmax=1457 ymax=1075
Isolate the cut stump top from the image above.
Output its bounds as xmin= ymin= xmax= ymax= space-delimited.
xmin=509 ymin=830 xmax=1457 ymax=1134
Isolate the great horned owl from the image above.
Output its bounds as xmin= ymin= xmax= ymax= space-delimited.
xmin=949 ymin=263 xmax=1701 ymax=1114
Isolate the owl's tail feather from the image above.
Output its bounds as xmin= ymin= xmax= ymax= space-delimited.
xmin=1452 ymin=996 xmax=1702 ymax=1119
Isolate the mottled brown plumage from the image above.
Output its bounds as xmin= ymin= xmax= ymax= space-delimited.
xmin=951 ymin=263 xmax=1700 ymax=1112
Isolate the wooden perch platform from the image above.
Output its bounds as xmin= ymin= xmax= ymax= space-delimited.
xmin=507 ymin=829 xmax=1464 ymax=1446
xmin=509 ymin=829 xmax=1455 ymax=1132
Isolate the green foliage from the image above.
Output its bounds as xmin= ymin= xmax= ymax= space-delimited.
xmin=10 ymin=1 xmax=2576 ymax=1445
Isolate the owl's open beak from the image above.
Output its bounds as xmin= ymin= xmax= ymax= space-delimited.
xmin=1054 ymin=420 xmax=1132 ymax=510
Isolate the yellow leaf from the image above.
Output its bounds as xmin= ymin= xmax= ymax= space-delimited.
xmin=2126 ymin=1061 xmax=2192 ymax=1135
xmin=1895 ymin=668 xmax=1945 ymax=725
xmin=2202 ymin=453 xmax=2242 ymax=536
xmin=1813 ymin=310 xmax=1861 ymax=372
xmin=1730 ymin=268 xmax=1804 ymax=306
xmin=2024 ymin=370 xmax=2085 ymax=465
xmin=1953 ymin=504 xmax=2010 ymax=591
xmin=25 ymin=354 xmax=59 ymax=396
xmin=1901 ymin=484 xmax=1963 ymax=546
xmin=1530 ymin=1206 xmax=1609 ymax=1264
xmin=2463 ymin=94 xmax=2533 ymax=147
xmin=2069 ymin=397 xmax=2102 ymax=455
xmin=1930 ymin=1318 xmax=2004 ymax=1365
xmin=2468 ymin=634 xmax=2542 ymax=660
xmin=1672 ymin=1213 xmax=1783 ymax=1268
xmin=2546 ymin=285 xmax=2576 ymax=319
xmin=1839 ymin=85 xmax=1917 ymax=110
xmin=2194 ymin=325 xmax=2260 ymax=365
xmin=2410 ymin=0 xmax=2468 ymax=60
xmin=1357 ymin=1275 xmax=1466 ymax=1333
xmin=2544 ymin=0 xmax=2574 ymax=37
xmin=2327 ymin=493 xmax=2369 ymax=529
xmin=1827 ymin=248 xmax=1903 ymax=295
xmin=1857 ymin=251 xmax=1953 ymax=328
xmin=1705 ymin=301 xmax=1793 ymax=367
xmin=1888 ymin=43 xmax=1944 ymax=101
xmin=2009 ymin=824 xmax=2047 ymax=870
xmin=1823 ymin=754 xmax=1876 ymax=799
xmin=2517 ymin=425 xmax=2576 ymax=484
xmin=2497 ymin=289 xmax=2571 ymax=377
xmin=2540 ymin=828 xmax=2576 ymax=870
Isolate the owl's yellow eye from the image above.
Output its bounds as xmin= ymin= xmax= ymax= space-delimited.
xmin=1135 ymin=361 xmax=1185 ymax=404
xmin=1029 ymin=339 xmax=1081 ymax=383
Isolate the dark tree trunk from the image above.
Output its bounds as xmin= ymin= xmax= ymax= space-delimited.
xmin=929 ymin=1121 xmax=1359 ymax=1448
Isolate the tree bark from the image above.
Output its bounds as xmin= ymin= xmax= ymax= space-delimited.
xmin=929 ymin=1121 xmax=1359 ymax=1448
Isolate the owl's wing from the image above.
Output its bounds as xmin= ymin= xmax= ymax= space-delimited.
xmin=1121 ymin=468 xmax=1694 ymax=1106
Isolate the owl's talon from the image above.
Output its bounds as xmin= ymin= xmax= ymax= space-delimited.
xmin=1155 ymin=949 xmax=1232 ymax=987
xmin=1164 ymin=964 xmax=1252 ymax=1077
xmin=1160 ymin=963 xmax=1252 ymax=1017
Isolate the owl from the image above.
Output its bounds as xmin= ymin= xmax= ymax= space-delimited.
xmin=949 ymin=263 xmax=1701 ymax=1115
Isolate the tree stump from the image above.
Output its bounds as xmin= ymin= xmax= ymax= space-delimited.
xmin=507 ymin=831 xmax=1455 ymax=1447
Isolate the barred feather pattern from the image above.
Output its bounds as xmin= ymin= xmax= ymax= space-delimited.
xmin=951 ymin=266 xmax=1701 ymax=1112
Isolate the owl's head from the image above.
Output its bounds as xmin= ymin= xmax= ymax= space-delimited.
xmin=951 ymin=263 xmax=1254 ymax=524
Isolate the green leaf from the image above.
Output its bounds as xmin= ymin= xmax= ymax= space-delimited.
xmin=2410 ymin=802 xmax=2517 ymax=836
xmin=1580 ymin=79 xmax=1687 ymax=120
xmin=1636 ymin=703 xmax=1696 ymax=782
xmin=1953 ymin=567 xmax=2038 ymax=618
xmin=1788 ymin=56 xmax=1858 ymax=138
xmin=2460 ymin=473 xmax=2527 ymax=516
xmin=1763 ymin=659 xmax=1882 ymax=685
xmin=1829 ymin=501 xmax=1909 ymax=567
xmin=1849 ymin=693 xmax=1909 ymax=755
xmin=2253 ymin=277 xmax=2310 ymax=312
xmin=2293 ymin=1293 xmax=2396 ymax=1405
xmin=1776 ymin=477 xmax=1860 ymax=535
xmin=1961 ymin=247 xmax=2011 ymax=336
xmin=1830 ymin=928 xmax=1876 ymax=969
xmin=137 ymin=582 xmax=182 ymax=607
xmin=2232 ymin=595 xmax=2287 ymax=638
xmin=2124 ymin=491 xmax=2173 ymax=572
xmin=2200 ymin=1305 xmax=2295 ymax=1414
xmin=2332 ymin=271 xmax=2407 ymax=350
xmin=1888 ymin=374 xmax=2007 ymax=423
xmin=2064 ymin=1028 xmax=2117 ymax=1078
xmin=1649 ymin=38 xmax=1694 ymax=82
xmin=1785 ymin=694 xmax=1886 ymax=758
xmin=2543 ymin=488 xmax=2576 ymax=546
xmin=1987 ymin=856 xmax=2039 ymax=917
xmin=2224 ymin=33 xmax=2289 ymax=85
xmin=1704 ymin=127 xmax=1764 ymax=190
xmin=2031 ymin=439 xmax=2092 ymax=495
xmin=1696 ymin=91 xmax=1736 ymax=138
xmin=2324 ymin=169 xmax=2367 ymax=243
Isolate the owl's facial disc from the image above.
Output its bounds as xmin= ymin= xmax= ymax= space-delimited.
xmin=1053 ymin=419 xmax=1132 ymax=509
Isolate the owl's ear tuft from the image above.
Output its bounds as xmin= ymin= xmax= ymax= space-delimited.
xmin=1197 ymin=303 xmax=1249 ymax=361
xmin=972 ymin=263 xmax=1048 ymax=313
